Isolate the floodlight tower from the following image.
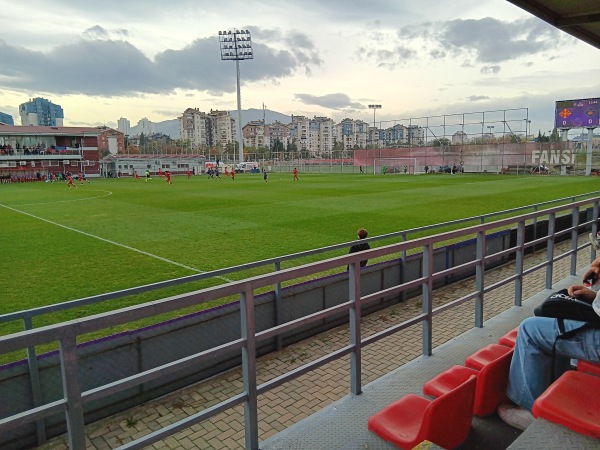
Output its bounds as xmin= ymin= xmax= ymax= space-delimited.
xmin=219 ymin=29 xmax=253 ymax=163
xmin=368 ymin=104 xmax=381 ymax=147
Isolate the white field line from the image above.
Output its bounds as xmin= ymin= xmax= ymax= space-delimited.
xmin=15 ymin=189 xmax=115 ymax=206
xmin=0 ymin=202 xmax=233 ymax=283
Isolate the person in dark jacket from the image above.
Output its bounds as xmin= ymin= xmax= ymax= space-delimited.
xmin=349 ymin=228 xmax=370 ymax=268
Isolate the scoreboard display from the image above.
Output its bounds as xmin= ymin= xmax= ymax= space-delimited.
xmin=555 ymin=98 xmax=600 ymax=129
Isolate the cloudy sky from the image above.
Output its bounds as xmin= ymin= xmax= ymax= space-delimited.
xmin=1 ymin=0 xmax=599 ymax=137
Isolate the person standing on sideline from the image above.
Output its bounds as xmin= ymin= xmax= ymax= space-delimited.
xmin=359 ymin=165 xmax=364 ymax=173
xmin=293 ymin=167 xmax=299 ymax=181
xmin=263 ymin=169 xmax=268 ymax=183
xmin=165 ymin=170 xmax=173 ymax=185
xmin=348 ymin=228 xmax=370 ymax=269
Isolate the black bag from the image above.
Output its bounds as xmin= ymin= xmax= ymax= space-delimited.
xmin=534 ymin=288 xmax=600 ymax=325
xmin=534 ymin=288 xmax=600 ymax=381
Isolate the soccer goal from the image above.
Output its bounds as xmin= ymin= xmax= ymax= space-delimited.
xmin=374 ymin=158 xmax=419 ymax=175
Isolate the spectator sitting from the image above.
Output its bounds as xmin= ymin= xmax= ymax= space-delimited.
xmin=498 ymin=259 xmax=600 ymax=430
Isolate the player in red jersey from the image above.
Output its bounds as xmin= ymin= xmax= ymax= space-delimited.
xmin=187 ymin=169 xmax=191 ymax=179
xmin=158 ymin=168 xmax=164 ymax=178
xmin=165 ymin=170 xmax=173 ymax=185
xmin=293 ymin=167 xmax=299 ymax=181
xmin=231 ymin=168 xmax=235 ymax=181
xmin=66 ymin=174 xmax=77 ymax=189
xmin=134 ymin=171 xmax=139 ymax=181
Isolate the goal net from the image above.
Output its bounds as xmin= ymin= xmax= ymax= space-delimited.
xmin=374 ymin=158 xmax=419 ymax=175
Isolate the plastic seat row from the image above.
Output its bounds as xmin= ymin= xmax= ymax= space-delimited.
xmin=368 ymin=327 xmax=517 ymax=449
xmin=532 ymin=357 xmax=600 ymax=438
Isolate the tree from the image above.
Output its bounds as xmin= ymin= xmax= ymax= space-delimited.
xmin=536 ymin=130 xmax=550 ymax=143
xmin=272 ymin=139 xmax=285 ymax=153
xmin=433 ymin=138 xmax=450 ymax=147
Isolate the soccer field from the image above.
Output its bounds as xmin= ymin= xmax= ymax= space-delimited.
xmin=1 ymin=172 xmax=598 ymax=330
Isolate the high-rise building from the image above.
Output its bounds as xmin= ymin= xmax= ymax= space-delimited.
xmin=117 ymin=117 xmax=131 ymax=135
xmin=207 ymin=110 xmax=235 ymax=148
xmin=0 ymin=111 xmax=14 ymax=125
xmin=179 ymin=108 xmax=210 ymax=151
xmin=290 ymin=115 xmax=334 ymax=156
xmin=136 ymin=117 xmax=154 ymax=135
xmin=334 ymin=119 xmax=368 ymax=150
xmin=19 ymin=98 xmax=64 ymax=126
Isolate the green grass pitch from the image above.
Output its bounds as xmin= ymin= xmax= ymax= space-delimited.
xmin=0 ymin=172 xmax=598 ymax=339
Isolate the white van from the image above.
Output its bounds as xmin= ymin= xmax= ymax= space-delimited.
xmin=235 ymin=163 xmax=258 ymax=173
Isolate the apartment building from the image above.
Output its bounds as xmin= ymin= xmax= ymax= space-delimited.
xmin=208 ymin=110 xmax=236 ymax=148
xmin=179 ymin=108 xmax=210 ymax=150
xmin=334 ymin=119 xmax=369 ymax=150
xmin=19 ymin=97 xmax=64 ymax=126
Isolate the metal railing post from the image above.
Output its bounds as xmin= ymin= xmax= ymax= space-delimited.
xmin=274 ymin=261 xmax=283 ymax=350
xmin=240 ymin=289 xmax=259 ymax=450
xmin=23 ymin=317 xmax=46 ymax=446
xmin=592 ymin=201 xmax=599 ymax=263
xmin=571 ymin=207 xmax=579 ymax=275
xmin=475 ymin=231 xmax=485 ymax=327
xmin=400 ymin=232 xmax=407 ymax=302
xmin=546 ymin=213 xmax=555 ymax=289
xmin=59 ymin=336 xmax=86 ymax=450
xmin=515 ymin=221 xmax=525 ymax=306
xmin=422 ymin=244 xmax=433 ymax=356
xmin=348 ymin=262 xmax=362 ymax=395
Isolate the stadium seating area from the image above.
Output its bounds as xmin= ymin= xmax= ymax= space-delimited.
xmin=368 ymin=326 xmax=600 ymax=448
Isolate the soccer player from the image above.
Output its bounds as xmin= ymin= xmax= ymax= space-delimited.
xmin=293 ymin=167 xmax=299 ymax=181
xmin=66 ymin=174 xmax=77 ymax=189
xmin=158 ymin=168 xmax=163 ymax=178
xmin=187 ymin=169 xmax=191 ymax=179
xmin=134 ymin=171 xmax=139 ymax=181
xmin=165 ymin=170 xmax=173 ymax=185
xmin=145 ymin=169 xmax=151 ymax=182
xmin=231 ymin=169 xmax=235 ymax=181
xmin=263 ymin=169 xmax=268 ymax=183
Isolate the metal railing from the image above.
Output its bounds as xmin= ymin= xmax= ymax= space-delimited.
xmin=0 ymin=196 xmax=598 ymax=449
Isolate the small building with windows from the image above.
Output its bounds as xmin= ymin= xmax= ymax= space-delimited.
xmin=100 ymin=154 xmax=206 ymax=178
xmin=0 ymin=124 xmax=121 ymax=181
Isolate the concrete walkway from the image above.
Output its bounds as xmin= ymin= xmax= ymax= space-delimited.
xmin=38 ymin=239 xmax=591 ymax=450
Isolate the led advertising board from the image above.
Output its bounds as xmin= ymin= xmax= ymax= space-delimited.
xmin=555 ymin=98 xmax=600 ymax=129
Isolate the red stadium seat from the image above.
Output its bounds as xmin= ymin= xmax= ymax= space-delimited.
xmin=368 ymin=375 xmax=476 ymax=449
xmin=465 ymin=343 xmax=512 ymax=370
xmin=533 ymin=370 xmax=600 ymax=438
xmin=498 ymin=327 xmax=518 ymax=348
xmin=577 ymin=359 xmax=600 ymax=376
xmin=424 ymin=347 xmax=513 ymax=416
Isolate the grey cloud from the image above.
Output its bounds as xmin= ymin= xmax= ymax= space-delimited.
xmin=360 ymin=44 xmax=416 ymax=69
xmin=480 ymin=65 xmax=501 ymax=74
xmin=363 ymin=16 xmax=569 ymax=70
xmin=0 ymin=28 xmax=322 ymax=97
xmin=82 ymin=25 xmax=129 ymax=40
xmin=436 ymin=17 xmax=566 ymax=63
xmin=467 ymin=95 xmax=489 ymax=101
xmin=294 ymin=93 xmax=364 ymax=110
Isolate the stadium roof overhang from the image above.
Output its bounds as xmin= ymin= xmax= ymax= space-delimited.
xmin=507 ymin=0 xmax=600 ymax=50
